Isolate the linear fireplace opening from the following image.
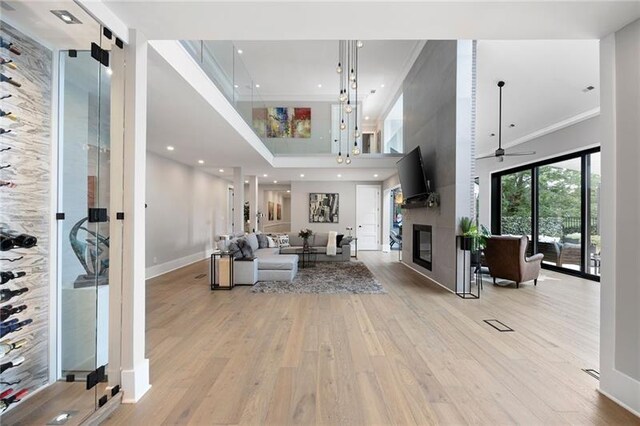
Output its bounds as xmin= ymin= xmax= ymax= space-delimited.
xmin=413 ymin=224 xmax=432 ymax=271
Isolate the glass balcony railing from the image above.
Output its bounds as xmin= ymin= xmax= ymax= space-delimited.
xmin=181 ymin=40 xmax=399 ymax=158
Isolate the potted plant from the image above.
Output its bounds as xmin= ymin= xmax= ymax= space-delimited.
xmin=298 ymin=228 xmax=313 ymax=250
xmin=459 ymin=218 xmax=491 ymax=252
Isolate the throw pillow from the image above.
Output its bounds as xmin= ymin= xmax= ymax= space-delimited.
xmin=336 ymin=234 xmax=344 ymax=246
xmin=256 ymin=233 xmax=268 ymax=249
xmin=278 ymin=234 xmax=290 ymax=247
xmin=266 ymin=236 xmax=277 ymax=248
xmin=227 ymin=241 xmax=243 ymax=260
xmin=238 ymin=238 xmax=254 ymax=258
xmin=246 ymin=233 xmax=259 ymax=251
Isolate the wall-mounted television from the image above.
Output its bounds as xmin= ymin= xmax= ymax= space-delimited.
xmin=396 ymin=146 xmax=429 ymax=201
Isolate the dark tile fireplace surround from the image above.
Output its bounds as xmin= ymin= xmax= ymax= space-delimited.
xmin=413 ymin=224 xmax=433 ymax=271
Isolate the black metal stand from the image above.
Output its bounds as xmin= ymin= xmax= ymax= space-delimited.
xmin=455 ymin=236 xmax=480 ymax=299
xmin=210 ymin=252 xmax=234 ymax=290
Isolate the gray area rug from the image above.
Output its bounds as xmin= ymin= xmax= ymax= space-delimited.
xmin=251 ymin=261 xmax=386 ymax=294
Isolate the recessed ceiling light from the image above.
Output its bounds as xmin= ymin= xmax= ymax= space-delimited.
xmin=509 ymin=123 xmax=516 ymax=128
xmin=105 ymin=68 xmax=113 ymax=76
xmin=380 ymin=84 xmax=385 ymax=88
xmin=218 ymin=168 xmax=224 ymax=173
xmin=300 ymin=174 xmax=304 ymax=178
xmin=263 ymin=173 xmax=268 ymax=177
xmin=364 ymin=116 xmax=370 ymax=120
xmin=583 ymin=85 xmax=595 ymax=93
xmin=198 ymin=160 xmax=204 ymax=164
xmin=51 ymin=10 xmax=82 ymax=24
xmin=166 ymin=146 xmax=174 ymax=151
xmin=374 ymin=174 xmax=379 ymax=178
xmin=287 ymin=190 xmax=291 ymax=193
xmin=273 ymin=180 xmax=278 ymax=184
xmin=237 ymin=49 xmax=243 ymax=54
xmin=244 ymin=180 xmax=249 ymax=184
xmin=317 ymin=84 xmax=322 ymax=88
xmin=337 ymin=174 xmax=342 ymax=178
xmin=490 ymin=133 xmax=495 ymax=137
xmin=234 ymin=84 xmax=239 ymax=88
xmin=255 ymin=84 xmax=260 ymax=88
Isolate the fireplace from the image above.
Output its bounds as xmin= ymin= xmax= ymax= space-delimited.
xmin=413 ymin=225 xmax=432 ymax=271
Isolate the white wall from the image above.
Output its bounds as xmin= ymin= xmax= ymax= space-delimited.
xmin=599 ymin=18 xmax=640 ymax=416
xmin=477 ymin=116 xmax=601 ymax=228
xmin=145 ymin=152 xmax=229 ymax=278
xmin=290 ymin=180 xmax=381 ymax=240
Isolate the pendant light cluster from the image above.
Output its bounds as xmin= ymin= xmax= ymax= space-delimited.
xmin=336 ymin=40 xmax=363 ymax=165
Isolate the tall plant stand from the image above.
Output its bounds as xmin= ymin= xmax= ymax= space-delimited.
xmin=455 ymin=236 xmax=481 ymax=299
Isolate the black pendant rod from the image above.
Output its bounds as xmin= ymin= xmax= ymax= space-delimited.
xmin=498 ymin=80 xmax=505 ymax=150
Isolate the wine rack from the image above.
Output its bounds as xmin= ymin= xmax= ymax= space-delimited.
xmin=0 ymin=19 xmax=53 ymax=414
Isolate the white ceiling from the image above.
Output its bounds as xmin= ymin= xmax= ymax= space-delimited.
xmin=476 ymin=40 xmax=600 ymax=156
xmin=101 ymin=1 xmax=640 ymax=41
xmin=230 ymin=40 xmax=421 ymax=122
xmin=147 ymin=46 xmax=398 ymax=183
xmin=1 ymin=1 xmax=102 ymax=49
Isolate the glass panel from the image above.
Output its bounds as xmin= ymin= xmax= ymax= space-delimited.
xmin=500 ymin=170 xmax=532 ymax=241
xmin=537 ymin=158 xmax=583 ymax=271
xmin=383 ymin=94 xmax=403 ymax=153
xmin=587 ymin=152 xmax=601 ymax=276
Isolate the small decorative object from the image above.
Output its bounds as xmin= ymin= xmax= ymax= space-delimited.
xmin=346 ymin=226 xmax=353 ymax=237
xmin=69 ymin=217 xmax=109 ymax=288
xmin=299 ymin=228 xmax=313 ymax=250
xmin=426 ymin=180 xmax=440 ymax=208
xmin=309 ymin=193 xmax=339 ymax=223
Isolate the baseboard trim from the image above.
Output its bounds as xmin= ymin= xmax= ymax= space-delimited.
xmin=146 ymin=249 xmax=214 ymax=279
xmin=598 ymin=389 xmax=640 ymax=418
xmin=400 ymin=261 xmax=455 ymax=294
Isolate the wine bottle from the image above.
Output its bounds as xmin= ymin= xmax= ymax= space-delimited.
xmin=0 ymin=389 xmax=28 ymax=413
xmin=1 ymin=271 xmax=26 ymax=285
xmin=0 ymin=128 xmax=12 ymax=135
xmin=0 ymin=305 xmax=27 ymax=321
xmin=0 ymin=38 xmax=21 ymax=55
xmin=0 ymin=73 xmax=21 ymax=88
xmin=0 ymin=57 xmax=17 ymax=70
xmin=0 ymin=318 xmax=32 ymax=339
xmin=0 ymin=109 xmax=16 ymax=120
xmin=0 ymin=287 xmax=28 ymax=303
xmin=0 ymin=235 xmax=13 ymax=251
xmin=0 ymin=356 xmax=24 ymax=373
xmin=0 ymin=389 xmax=13 ymax=400
xmin=0 ymin=338 xmax=26 ymax=358
xmin=0 ymin=230 xmax=37 ymax=249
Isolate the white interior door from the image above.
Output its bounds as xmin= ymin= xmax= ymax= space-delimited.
xmin=356 ymin=185 xmax=381 ymax=250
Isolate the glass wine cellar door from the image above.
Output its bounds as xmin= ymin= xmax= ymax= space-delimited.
xmin=56 ymin=7 xmax=124 ymax=421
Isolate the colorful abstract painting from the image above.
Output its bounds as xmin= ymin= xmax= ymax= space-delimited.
xmin=252 ymin=107 xmax=311 ymax=138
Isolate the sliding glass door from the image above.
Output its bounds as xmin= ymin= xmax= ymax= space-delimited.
xmin=491 ymin=148 xmax=600 ymax=280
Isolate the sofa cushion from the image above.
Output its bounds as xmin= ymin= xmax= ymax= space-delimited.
xmin=254 ymin=247 xmax=280 ymax=258
xmin=278 ymin=234 xmax=290 ymax=247
xmin=266 ymin=236 xmax=278 ymax=248
xmin=237 ymin=238 xmax=254 ymax=258
xmin=246 ymin=233 xmax=260 ymax=251
xmin=288 ymin=234 xmax=304 ymax=247
xmin=258 ymin=255 xmax=297 ymax=270
xmin=256 ymin=234 xmax=269 ymax=249
xmin=314 ymin=233 xmax=329 ymax=246
xmin=227 ymin=241 xmax=243 ymax=259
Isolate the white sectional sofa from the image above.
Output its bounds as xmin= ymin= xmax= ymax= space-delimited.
xmin=217 ymin=231 xmax=352 ymax=285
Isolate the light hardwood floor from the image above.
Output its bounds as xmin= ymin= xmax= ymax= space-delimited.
xmin=103 ymin=252 xmax=638 ymax=425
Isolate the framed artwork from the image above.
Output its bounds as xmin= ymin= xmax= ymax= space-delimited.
xmin=252 ymin=107 xmax=311 ymax=138
xmin=309 ymin=193 xmax=339 ymax=223
xmin=276 ymin=203 xmax=282 ymax=221
xmin=268 ymin=201 xmax=274 ymax=221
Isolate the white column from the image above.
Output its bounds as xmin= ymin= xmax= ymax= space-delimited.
xmin=120 ymin=28 xmax=151 ymax=403
xmin=248 ymin=176 xmax=259 ymax=232
xmin=233 ymin=167 xmax=245 ymax=234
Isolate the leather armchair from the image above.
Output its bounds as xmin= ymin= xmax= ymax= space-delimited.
xmin=484 ymin=236 xmax=544 ymax=288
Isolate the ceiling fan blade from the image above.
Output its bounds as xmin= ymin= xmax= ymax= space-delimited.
xmin=475 ymin=154 xmax=497 ymax=160
xmin=504 ymin=151 xmax=536 ymax=156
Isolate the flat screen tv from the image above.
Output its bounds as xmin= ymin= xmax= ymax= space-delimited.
xmin=396 ymin=146 xmax=429 ymax=201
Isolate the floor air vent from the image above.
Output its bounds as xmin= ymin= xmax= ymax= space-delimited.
xmin=483 ymin=319 xmax=514 ymax=332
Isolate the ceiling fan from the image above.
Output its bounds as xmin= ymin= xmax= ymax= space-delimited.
xmin=477 ymin=81 xmax=536 ymax=162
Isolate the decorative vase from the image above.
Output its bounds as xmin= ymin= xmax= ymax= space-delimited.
xmin=303 ymin=237 xmax=310 ymax=251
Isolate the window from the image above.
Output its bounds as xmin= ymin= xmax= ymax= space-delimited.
xmin=491 ymin=148 xmax=600 ymax=280
xmin=383 ymin=94 xmax=403 ymax=153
